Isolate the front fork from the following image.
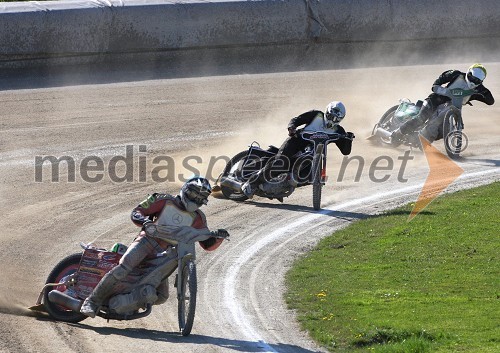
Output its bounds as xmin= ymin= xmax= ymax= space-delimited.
xmin=312 ymin=144 xmax=327 ymax=185
xmin=175 ymin=242 xmax=195 ymax=299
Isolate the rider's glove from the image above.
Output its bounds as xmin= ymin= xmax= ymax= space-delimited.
xmin=346 ymin=132 xmax=355 ymax=139
xmin=214 ymin=229 xmax=230 ymax=239
xmin=288 ymin=126 xmax=297 ymax=137
xmin=141 ymin=219 xmax=153 ymax=231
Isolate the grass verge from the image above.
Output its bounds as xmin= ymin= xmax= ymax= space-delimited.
xmin=285 ymin=182 xmax=500 ymax=353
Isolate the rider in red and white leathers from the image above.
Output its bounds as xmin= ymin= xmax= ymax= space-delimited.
xmin=80 ymin=177 xmax=228 ymax=318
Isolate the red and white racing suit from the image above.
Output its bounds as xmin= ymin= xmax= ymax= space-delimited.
xmin=85 ymin=193 xmax=222 ymax=309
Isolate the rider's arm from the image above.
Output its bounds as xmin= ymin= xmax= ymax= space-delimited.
xmin=288 ymin=110 xmax=322 ymax=129
xmin=470 ymin=85 xmax=495 ymax=105
xmin=194 ymin=210 xmax=224 ymax=251
xmin=130 ymin=193 xmax=165 ymax=227
xmin=432 ymin=70 xmax=461 ymax=87
xmin=334 ymin=126 xmax=352 ymax=155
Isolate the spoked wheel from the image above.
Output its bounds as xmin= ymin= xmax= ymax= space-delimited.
xmin=372 ymin=105 xmax=399 ymax=145
xmin=178 ymin=261 xmax=197 ymax=336
xmin=442 ymin=108 xmax=465 ymax=160
xmin=220 ymin=151 xmax=249 ymax=201
xmin=43 ymin=253 xmax=87 ymax=323
xmin=312 ymin=154 xmax=323 ymax=211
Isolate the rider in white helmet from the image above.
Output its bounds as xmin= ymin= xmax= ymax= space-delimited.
xmin=80 ymin=177 xmax=229 ymax=318
xmin=242 ymin=101 xmax=354 ymax=198
xmin=391 ymin=63 xmax=494 ymax=144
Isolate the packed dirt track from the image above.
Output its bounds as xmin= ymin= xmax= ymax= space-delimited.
xmin=0 ymin=60 xmax=499 ymax=353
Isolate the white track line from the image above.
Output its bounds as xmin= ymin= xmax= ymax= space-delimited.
xmin=223 ymin=168 xmax=498 ymax=352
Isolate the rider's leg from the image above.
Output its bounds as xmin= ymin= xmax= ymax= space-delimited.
xmin=391 ymin=98 xmax=435 ymax=144
xmin=419 ymin=116 xmax=442 ymax=143
xmin=242 ymin=136 xmax=306 ymax=197
xmin=80 ymin=233 xmax=156 ymax=317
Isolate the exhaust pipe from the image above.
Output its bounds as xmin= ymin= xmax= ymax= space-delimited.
xmin=375 ymin=127 xmax=393 ymax=139
xmin=48 ymin=290 xmax=83 ymax=312
xmin=219 ymin=176 xmax=243 ymax=191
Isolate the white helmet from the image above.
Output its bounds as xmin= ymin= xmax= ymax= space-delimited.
xmin=180 ymin=176 xmax=212 ymax=212
xmin=324 ymin=101 xmax=346 ymax=129
xmin=465 ymin=63 xmax=487 ymax=89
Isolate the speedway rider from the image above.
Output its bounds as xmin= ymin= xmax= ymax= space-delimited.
xmin=80 ymin=177 xmax=229 ymax=318
xmin=242 ymin=101 xmax=355 ymax=198
xmin=391 ymin=63 xmax=494 ymax=145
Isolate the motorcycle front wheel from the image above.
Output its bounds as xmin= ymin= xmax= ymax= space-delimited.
xmin=442 ymin=109 xmax=463 ymax=160
xmin=43 ymin=252 xmax=87 ymax=323
xmin=178 ymin=260 xmax=197 ymax=336
xmin=312 ymin=153 xmax=322 ymax=211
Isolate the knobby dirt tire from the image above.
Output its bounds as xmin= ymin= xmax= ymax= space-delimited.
xmin=178 ymin=261 xmax=197 ymax=336
xmin=312 ymin=154 xmax=322 ymax=211
xmin=43 ymin=252 xmax=87 ymax=323
xmin=220 ymin=150 xmax=249 ymax=201
xmin=442 ymin=109 xmax=463 ymax=160
xmin=373 ymin=105 xmax=399 ymax=145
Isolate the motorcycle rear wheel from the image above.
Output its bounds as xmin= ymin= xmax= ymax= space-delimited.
xmin=43 ymin=252 xmax=87 ymax=323
xmin=220 ymin=151 xmax=249 ymax=201
xmin=372 ymin=105 xmax=399 ymax=145
xmin=178 ymin=260 xmax=197 ymax=336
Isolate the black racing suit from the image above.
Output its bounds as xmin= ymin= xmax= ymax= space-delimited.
xmin=250 ymin=110 xmax=352 ymax=187
xmin=399 ymin=70 xmax=495 ymax=138
xmin=285 ymin=110 xmax=352 ymax=157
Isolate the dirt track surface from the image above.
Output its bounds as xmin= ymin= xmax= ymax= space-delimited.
xmin=0 ymin=63 xmax=499 ymax=353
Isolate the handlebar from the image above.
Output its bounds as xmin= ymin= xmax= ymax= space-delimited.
xmin=144 ymin=223 xmax=230 ymax=242
xmin=300 ymin=131 xmax=354 ymax=142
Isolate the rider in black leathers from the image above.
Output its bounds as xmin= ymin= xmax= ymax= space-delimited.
xmin=391 ymin=63 xmax=494 ymax=144
xmin=241 ymin=101 xmax=354 ymax=198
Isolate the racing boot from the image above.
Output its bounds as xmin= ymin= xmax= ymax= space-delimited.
xmin=80 ymin=298 xmax=100 ymax=318
xmin=241 ymin=168 xmax=266 ymax=198
xmin=80 ymin=270 xmax=120 ymax=318
xmin=241 ymin=180 xmax=255 ymax=199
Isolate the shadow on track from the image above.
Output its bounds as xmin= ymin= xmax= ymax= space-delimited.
xmin=68 ymin=323 xmax=325 ymax=353
xmin=244 ymin=200 xmax=369 ymax=220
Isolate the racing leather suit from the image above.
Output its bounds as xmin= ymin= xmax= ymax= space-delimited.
xmin=250 ymin=110 xmax=352 ymax=187
xmin=81 ymin=193 xmax=222 ymax=316
xmin=399 ymin=70 xmax=494 ymax=142
xmin=285 ymin=110 xmax=352 ymax=158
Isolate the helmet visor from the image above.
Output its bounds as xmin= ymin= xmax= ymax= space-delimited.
xmin=184 ymin=187 xmax=209 ymax=206
xmin=467 ymin=72 xmax=483 ymax=86
xmin=326 ymin=108 xmax=344 ymax=123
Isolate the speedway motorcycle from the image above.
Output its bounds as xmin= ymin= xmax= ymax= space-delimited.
xmin=30 ymin=226 xmax=229 ymax=336
xmin=368 ymin=87 xmax=473 ymax=159
xmin=216 ymin=131 xmax=353 ymax=210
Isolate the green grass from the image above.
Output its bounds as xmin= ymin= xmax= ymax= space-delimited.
xmin=285 ymin=182 xmax=500 ymax=353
